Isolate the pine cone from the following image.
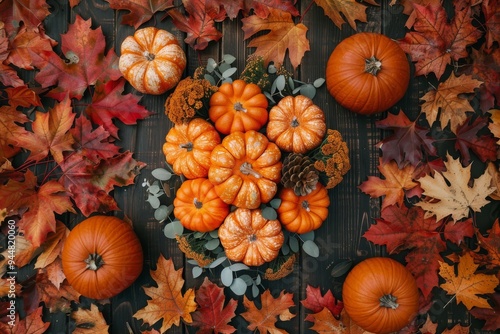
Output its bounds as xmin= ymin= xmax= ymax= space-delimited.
xmin=281 ymin=154 xmax=319 ymax=196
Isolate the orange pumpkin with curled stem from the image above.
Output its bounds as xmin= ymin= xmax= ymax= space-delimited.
xmin=277 ymin=182 xmax=329 ymax=234
xmin=208 ymin=79 xmax=269 ymax=134
xmin=208 ymin=130 xmax=282 ymax=209
xmin=173 ymin=178 xmax=229 ymax=232
xmin=342 ymin=257 xmax=419 ymax=334
xmin=61 ymin=216 xmax=143 ymax=300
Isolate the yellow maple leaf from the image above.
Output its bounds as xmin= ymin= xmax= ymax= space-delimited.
xmin=439 ymin=252 xmax=499 ymax=310
xmin=415 ymin=154 xmax=495 ymax=222
xmin=420 ymin=73 xmax=483 ymax=132
xmin=306 ymin=308 xmax=367 ymax=333
xmin=134 ymin=255 xmax=197 ymax=333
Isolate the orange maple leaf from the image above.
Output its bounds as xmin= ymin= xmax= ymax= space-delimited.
xmin=10 ymin=306 xmax=50 ymax=334
xmin=358 ymin=159 xmax=421 ymax=210
xmin=472 ymin=219 xmax=500 ymax=270
xmin=439 ymin=252 xmax=499 ymax=310
xmin=314 ymin=0 xmax=374 ymax=30
xmin=241 ymin=8 xmax=309 ymax=69
xmin=71 ymin=304 xmax=109 ymax=334
xmin=420 ymin=73 xmax=483 ymax=132
xmin=35 ymin=271 xmax=81 ymax=313
xmin=241 ymin=289 xmax=295 ymax=333
xmin=489 ymin=109 xmax=500 ymax=145
xmin=134 ymin=255 xmax=197 ymax=333
xmin=34 ymin=220 xmax=68 ymax=270
xmin=305 ymin=308 xmax=366 ymax=333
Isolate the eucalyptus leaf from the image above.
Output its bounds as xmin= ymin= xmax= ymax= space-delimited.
xmin=192 ymin=266 xmax=203 ymax=278
xmin=300 ymin=84 xmax=316 ymax=99
xmin=223 ymin=54 xmax=236 ymax=64
xmin=269 ymin=198 xmax=281 ymax=209
xmin=204 ymin=74 xmax=216 ymax=86
xmin=281 ymin=243 xmax=290 ymax=256
xmin=252 ymin=284 xmax=260 ymax=298
xmin=261 ymin=206 xmax=277 ymax=220
xmin=264 ymin=91 xmax=275 ymax=103
xmin=209 ymin=230 xmax=219 ymax=238
xmin=187 ymin=259 xmax=199 ymax=266
xmin=288 ymin=236 xmax=299 ymax=253
xmin=221 ymin=267 xmax=234 ymax=287
xmin=204 ymin=238 xmax=220 ymax=250
xmin=288 ymin=77 xmax=295 ymax=90
xmin=230 ymin=277 xmax=247 ymax=296
xmin=268 ymin=64 xmax=277 ymax=74
xmin=209 ymin=256 xmax=227 ymax=268
xmin=331 ymin=260 xmax=353 ymax=278
xmin=154 ymin=205 xmax=169 ymax=221
xmin=275 ymin=75 xmax=286 ymax=91
xmin=147 ymin=194 xmax=160 ymax=209
xmin=229 ymin=263 xmax=250 ymax=272
xmin=194 ymin=231 xmax=205 ymax=239
xmin=313 ymin=78 xmax=325 ymax=88
xmin=300 ymin=231 xmax=315 ymax=241
xmin=148 ymin=184 xmax=161 ymax=195
xmin=222 ymin=78 xmax=233 ymax=84
xmin=206 ymin=58 xmax=217 ymax=72
xmin=255 ymin=274 xmax=261 ymax=285
xmin=218 ymin=62 xmax=231 ymax=74
xmin=239 ymin=274 xmax=253 ymax=286
xmin=302 ymin=240 xmax=320 ymax=257
xmin=151 ymin=168 xmax=172 ymax=181
xmin=163 ymin=221 xmax=184 ymax=239
xmin=222 ymin=67 xmax=237 ymax=79
xmin=271 ymin=79 xmax=277 ymax=95
xmin=292 ymin=87 xmax=301 ymax=95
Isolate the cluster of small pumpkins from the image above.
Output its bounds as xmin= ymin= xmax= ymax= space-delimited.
xmin=61 ymin=26 xmax=418 ymax=333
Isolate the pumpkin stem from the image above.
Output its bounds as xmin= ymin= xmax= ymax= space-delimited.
xmin=233 ymin=102 xmax=247 ymax=113
xmin=85 ymin=253 xmax=104 ymax=271
xmin=291 ymin=116 xmax=299 ymax=128
xmin=193 ymin=198 xmax=203 ymax=209
xmin=144 ymin=51 xmax=155 ymax=61
xmin=180 ymin=142 xmax=193 ymax=151
xmin=301 ymin=200 xmax=311 ymax=212
xmin=379 ymin=294 xmax=399 ymax=310
xmin=240 ymin=162 xmax=261 ymax=178
xmin=365 ymin=56 xmax=382 ymax=76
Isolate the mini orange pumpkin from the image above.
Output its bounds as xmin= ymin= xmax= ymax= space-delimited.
xmin=208 ymin=130 xmax=282 ymax=209
xmin=173 ymin=178 xmax=229 ymax=232
xmin=342 ymin=257 xmax=419 ymax=334
xmin=277 ymin=182 xmax=330 ymax=234
xmin=162 ymin=118 xmax=221 ymax=179
xmin=61 ymin=216 xmax=143 ymax=300
xmin=208 ymin=79 xmax=269 ymax=134
xmin=218 ymin=208 xmax=284 ymax=266
xmin=119 ymin=27 xmax=186 ymax=95
xmin=267 ymin=95 xmax=326 ymax=154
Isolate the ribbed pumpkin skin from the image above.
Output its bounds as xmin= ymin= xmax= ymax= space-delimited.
xmin=162 ymin=118 xmax=221 ymax=179
xmin=209 ymin=79 xmax=269 ymax=134
xmin=173 ymin=178 xmax=229 ymax=232
xmin=61 ymin=216 xmax=143 ymax=300
xmin=277 ymin=182 xmax=330 ymax=234
xmin=218 ymin=208 xmax=284 ymax=266
xmin=119 ymin=27 xmax=186 ymax=95
xmin=326 ymin=32 xmax=410 ymax=115
xmin=208 ymin=130 xmax=282 ymax=209
xmin=342 ymin=257 xmax=419 ymax=334
xmin=267 ymin=95 xmax=326 ymax=154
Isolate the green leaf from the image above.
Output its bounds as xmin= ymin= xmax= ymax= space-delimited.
xmin=146 ymin=194 xmax=161 ymax=209
xmin=192 ymin=266 xmax=203 ymax=278
xmin=221 ymin=267 xmax=233 ymax=287
xmin=281 ymin=243 xmax=290 ymax=255
xmin=230 ymin=277 xmax=247 ymax=296
xmin=261 ymin=206 xmax=277 ymax=220
xmin=313 ymin=78 xmax=325 ymax=88
xmin=301 ymin=231 xmax=315 ymax=241
xmin=275 ymin=75 xmax=286 ymax=91
xmin=209 ymin=229 xmax=219 ymax=238
xmin=154 ymin=205 xmax=170 ymax=221
xmin=209 ymin=255 xmax=227 ymax=268
xmin=163 ymin=220 xmax=183 ymax=239
xmin=151 ymin=168 xmax=172 ymax=181
xmin=229 ymin=263 xmax=250 ymax=272
xmin=330 ymin=260 xmax=353 ymax=278
xmin=204 ymin=74 xmax=216 ymax=86
xmin=206 ymin=58 xmax=217 ymax=72
xmin=289 ymin=235 xmax=300 ymax=253
xmin=252 ymin=284 xmax=259 ymax=298
xmin=300 ymin=84 xmax=316 ymax=99
xmin=302 ymin=240 xmax=319 ymax=257
xmin=268 ymin=64 xmax=277 ymax=74
xmin=270 ymin=198 xmax=281 ymax=209
xmin=223 ymin=54 xmax=236 ymax=64
xmin=204 ymin=238 xmax=220 ymax=250
xmin=222 ymin=67 xmax=237 ymax=79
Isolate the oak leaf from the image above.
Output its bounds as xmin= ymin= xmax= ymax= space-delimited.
xmin=241 ymin=8 xmax=309 ymax=68
xmin=313 ymin=0 xmax=373 ymax=30
xmin=415 ymin=154 xmax=495 ymax=222
xmin=358 ymin=159 xmax=421 ymax=210
xmin=420 ymin=73 xmax=483 ymax=132
xmin=191 ymin=277 xmax=237 ymax=334
xmin=375 ymin=110 xmax=437 ymax=167
xmin=301 ymin=285 xmax=343 ymax=318
xmin=71 ymin=304 xmax=109 ymax=334
xmin=169 ymin=0 xmax=225 ymax=50
xmin=439 ymin=252 xmax=499 ymax=310
xmin=134 ymin=255 xmax=197 ymax=333
xmin=398 ymin=3 xmax=482 ymax=79
xmin=241 ymin=289 xmax=295 ymax=333
xmin=30 ymin=15 xmax=121 ymax=100
xmin=106 ymin=0 xmax=174 ymax=28
xmin=469 ymin=293 xmax=500 ymax=331
xmin=10 ymin=306 xmax=50 ymax=334
xmin=84 ymin=79 xmax=151 ymax=139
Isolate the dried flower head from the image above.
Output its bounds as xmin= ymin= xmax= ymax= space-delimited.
xmin=264 ymin=253 xmax=297 ymax=280
xmin=175 ymin=234 xmax=215 ymax=267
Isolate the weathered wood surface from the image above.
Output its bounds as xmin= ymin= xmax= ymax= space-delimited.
xmin=35 ymin=0 xmax=480 ymax=332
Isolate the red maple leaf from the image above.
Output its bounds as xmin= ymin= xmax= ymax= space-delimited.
xmin=398 ymin=3 xmax=482 ymax=79
xmin=0 ymin=0 xmax=51 ymax=35
xmin=470 ymin=219 xmax=500 ymax=270
xmin=207 ymin=0 xmax=243 ymax=19
xmin=454 ymin=116 xmax=498 ymax=165
xmin=4 ymin=86 xmax=42 ymax=108
xmin=483 ymin=0 xmax=500 ymax=50
xmin=469 ymin=293 xmax=500 ymax=331
xmin=169 ymin=0 xmax=226 ymax=50
xmin=0 ymin=105 xmax=32 ymax=160
xmin=364 ymin=205 xmax=474 ymax=298
xmin=30 ymin=15 xmax=121 ymax=100
xmin=376 ymin=110 xmax=437 ymax=167
xmin=6 ymin=26 xmax=57 ymax=70
xmin=106 ymin=0 xmax=175 ymax=28
xmin=244 ymin=0 xmax=299 ymax=18
xmin=84 ymin=79 xmax=151 ymax=138
xmin=191 ymin=277 xmax=238 ymax=333
xmin=301 ymin=285 xmax=343 ymax=318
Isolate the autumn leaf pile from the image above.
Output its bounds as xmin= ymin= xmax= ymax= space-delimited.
xmin=1 ymin=0 xmax=500 ymax=333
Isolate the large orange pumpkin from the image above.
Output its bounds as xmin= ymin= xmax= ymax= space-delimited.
xmin=326 ymin=32 xmax=410 ymax=115
xmin=267 ymin=95 xmax=326 ymax=154
xmin=208 ymin=130 xmax=282 ymax=209
xmin=173 ymin=178 xmax=229 ymax=232
xmin=342 ymin=257 xmax=419 ymax=334
xmin=218 ymin=208 xmax=284 ymax=266
xmin=61 ymin=216 xmax=143 ymax=300
xmin=208 ymin=79 xmax=269 ymax=134
xmin=277 ymin=182 xmax=330 ymax=234
xmin=162 ymin=118 xmax=221 ymax=179
xmin=119 ymin=27 xmax=186 ymax=95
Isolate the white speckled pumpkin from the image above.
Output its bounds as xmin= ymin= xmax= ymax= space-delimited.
xmin=119 ymin=27 xmax=186 ymax=95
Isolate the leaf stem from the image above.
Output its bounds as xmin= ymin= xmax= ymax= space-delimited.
xmin=299 ymin=0 xmax=315 ymax=23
